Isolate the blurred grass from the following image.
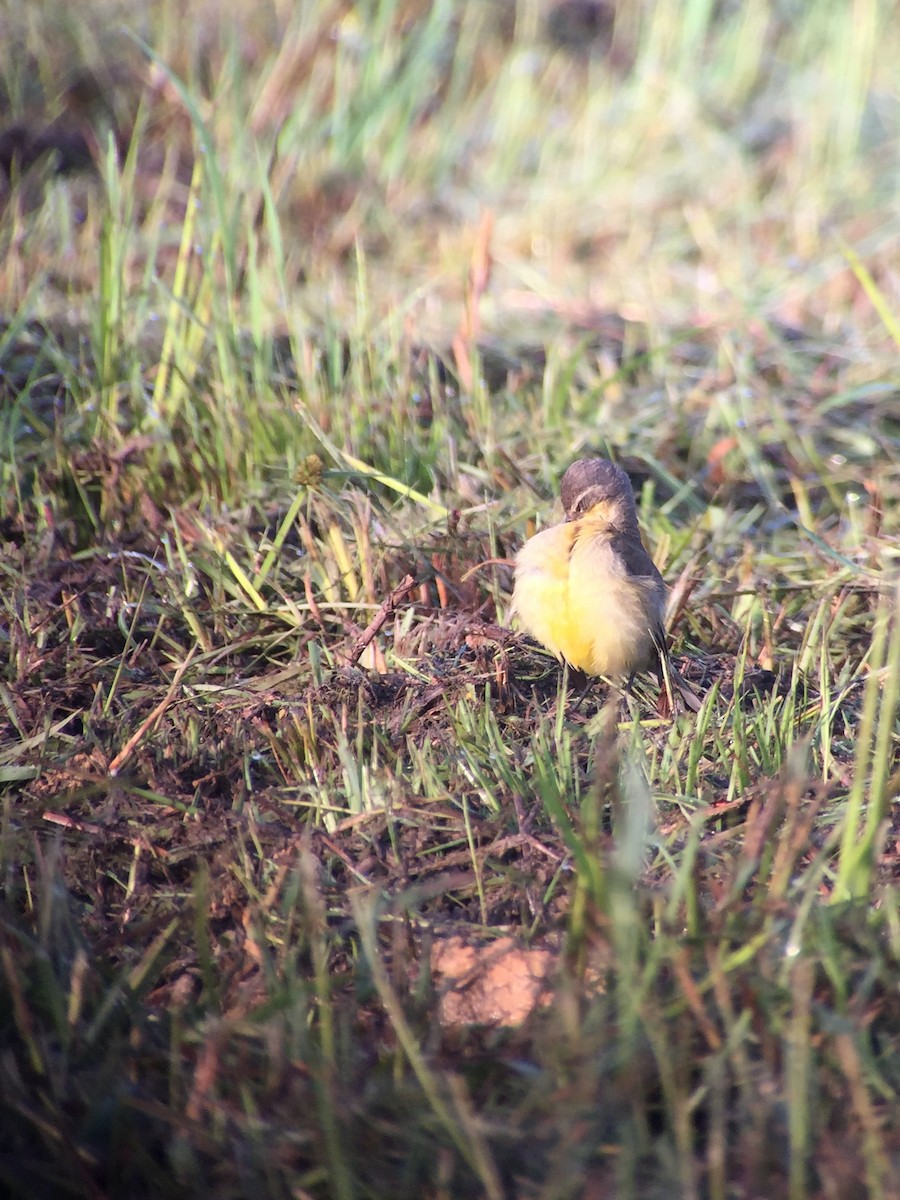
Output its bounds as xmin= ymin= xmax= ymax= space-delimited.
xmin=1 ymin=0 xmax=899 ymax=1197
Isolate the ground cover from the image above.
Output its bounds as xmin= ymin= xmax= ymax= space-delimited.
xmin=1 ymin=2 xmax=898 ymax=1196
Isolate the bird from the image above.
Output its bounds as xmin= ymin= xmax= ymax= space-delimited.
xmin=511 ymin=457 xmax=701 ymax=710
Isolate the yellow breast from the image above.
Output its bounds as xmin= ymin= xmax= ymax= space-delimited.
xmin=512 ymin=520 xmax=664 ymax=677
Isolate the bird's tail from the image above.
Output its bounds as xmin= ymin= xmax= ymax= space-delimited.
xmin=659 ymin=653 xmax=703 ymax=713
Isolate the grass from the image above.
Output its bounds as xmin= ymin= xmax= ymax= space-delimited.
xmin=1 ymin=0 xmax=899 ymax=1196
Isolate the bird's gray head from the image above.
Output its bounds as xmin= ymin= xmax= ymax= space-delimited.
xmin=560 ymin=458 xmax=638 ymax=524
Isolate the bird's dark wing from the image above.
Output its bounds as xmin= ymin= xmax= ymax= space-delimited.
xmin=608 ymin=532 xmax=664 ymax=587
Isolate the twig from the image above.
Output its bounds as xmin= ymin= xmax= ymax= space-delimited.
xmin=346 ymin=574 xmax=416 ymax=667
xmin=42 ymin=811 xmax=168 ymax=856
xmin=108 ymin=646 xmax=197 ymax=776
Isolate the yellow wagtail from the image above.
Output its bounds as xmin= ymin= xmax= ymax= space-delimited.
xmin=512 ymin=457 xmax=700 ymax=710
